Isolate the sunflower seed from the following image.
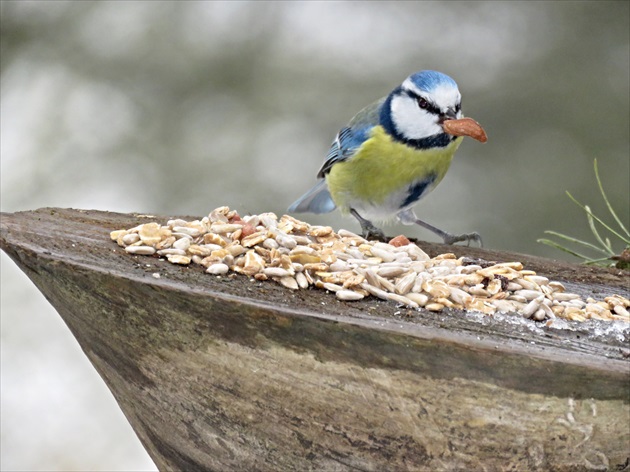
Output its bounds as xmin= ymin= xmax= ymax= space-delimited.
xmin=386 ymin=292 xmax=419 ymax=308
xmin=323 ymin=282 xmax=343 ymax=292
xmin=370 ymin=246 xmax=396 ymax=262
xmin=121 ymin=233 xmax=140 ymax=245
xmin=116 ymin=206 xmax=629 ymax=323
xmin=405 ymin=293 xmax=429 ymax=306
xmin=207 ymin=263 xmax=229 ymax=275
xmin=395 ymin=273 xmax=417 ymax=295
xmin=172 ymin=226 xmax=201 ymax=237
xmin=211 ymin=224 xmax=243 ymax=234
xmin=449 ymin=287 xmax=472 ymax=305
xmin=492 ymin=299 xmax=517 ymax=313
xmin=295 ymin=272 xmax=309 ymax=289
xmin=336 ymin=290 xmax=365 ymax=301
xmin=263 ymin=267 xmax=292 ymax=278
xmin=515 ymin=289 xmax=545 ymax=301
xmin=167 ymin=254 xmax=191 ymax=265
xmin=157 ymin=248 xmax=187 ymax=256
xmin=125 ymin=245 xmax=156 ymax=255
xmin=613 ymin=305 xmax=630 ymax=318
xmin=522 ymin=295 xmax=544 ymax=318
xmin=276 ymin=233 xmax=297 ymax=249
xmin=173 ymin=237 xmax=191 ymax=251
xmin=377 ymin=266 xmax=407 ymax=278
xmin=278 ymin=276 xmax=299 ymax=290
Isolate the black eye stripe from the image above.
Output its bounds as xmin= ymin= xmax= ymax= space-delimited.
xmin=405 ymin=90 xmax=440 ymax=115
xmin=418 ymin=97 xmax=440 ymax=115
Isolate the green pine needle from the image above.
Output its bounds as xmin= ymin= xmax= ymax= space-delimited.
xmin=539 ymin=160 xmax=629 ymax=267
xmin=594 ymin=158 xmax=630 ymax=238
xmin=537 ymin=238 xmax=598 ymax=261
xmin=539 ymin=231 xmax=611 ymax=256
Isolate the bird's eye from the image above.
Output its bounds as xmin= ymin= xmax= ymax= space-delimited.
xmin=418 ymin=98 xmax=429 ymax=109
xmin=455 ymin=103 xmax=461 ymax=112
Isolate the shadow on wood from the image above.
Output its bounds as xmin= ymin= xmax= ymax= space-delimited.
xmin=1 ymin=208 xmax=629 ymax=471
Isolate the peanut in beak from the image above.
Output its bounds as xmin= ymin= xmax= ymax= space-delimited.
xmin=443 ymin=117 xmax=488 ymax=143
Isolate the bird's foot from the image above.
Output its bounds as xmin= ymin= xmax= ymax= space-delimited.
xmin=350 ymin=208 xmax=387 ymax=242
xmin=362 ymin=226 xmax=387 ymax=242
xmin=396 ymin=209 xmax=483 ymax=247
xmin=441 ymin=231 xmax=483 ymax=247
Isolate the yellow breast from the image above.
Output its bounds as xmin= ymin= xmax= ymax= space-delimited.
xmin=327 ymin=126 xmax=462 ymax=207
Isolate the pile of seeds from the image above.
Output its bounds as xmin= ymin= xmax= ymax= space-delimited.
xmin=110 ymin=206 xmax=630 ymax=323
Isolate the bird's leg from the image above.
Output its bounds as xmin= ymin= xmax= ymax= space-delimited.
xmin=397 ymin=209 xmax=483 ymax=247
xmin=350 ymin=208 xmax=386 ymax=241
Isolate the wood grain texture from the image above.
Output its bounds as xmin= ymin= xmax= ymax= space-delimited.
xmin=1 ymin=208 xmax=628 ymax=471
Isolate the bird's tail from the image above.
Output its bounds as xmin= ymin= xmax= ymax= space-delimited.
xmin=288 ymin=180 xmax=336 ymax=214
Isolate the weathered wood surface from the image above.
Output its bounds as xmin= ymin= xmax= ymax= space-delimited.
xmin=1 ymin=208 xmax=629 ymax=472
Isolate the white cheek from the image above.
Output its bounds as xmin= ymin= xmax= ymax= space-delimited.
xmin=391 ymin=95 xmax=442 ymax=140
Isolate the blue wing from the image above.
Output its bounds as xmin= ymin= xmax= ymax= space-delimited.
xmin=316 ymin=97 xmax=386 ymax=178
xmin=317 ymin=127 xmax=363 ymax=177
xmin=288 ymin=97 xmax=386 ymax=214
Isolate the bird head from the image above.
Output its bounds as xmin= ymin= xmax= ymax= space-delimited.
xmin=383 ymin=70 xmax=486 ymax=147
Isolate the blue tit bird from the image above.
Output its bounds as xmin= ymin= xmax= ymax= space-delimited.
xmin=288 ymin=70 xmax=487 ymax=245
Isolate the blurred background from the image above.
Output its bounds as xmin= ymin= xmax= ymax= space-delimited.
xmin=1 ymin=1 xmax=628 ymax=470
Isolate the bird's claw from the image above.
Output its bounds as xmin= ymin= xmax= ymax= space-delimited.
xmin=442 ymin=231 xmax=483 ymax=247
xmin=362 ymin=227 xmax=387 ymax=242
xmin=350 ymin=208 xmax=387 ymax=242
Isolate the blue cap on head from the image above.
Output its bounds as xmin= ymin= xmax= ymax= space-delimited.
xmin=408 ymin=70 xmax=458 ymax=93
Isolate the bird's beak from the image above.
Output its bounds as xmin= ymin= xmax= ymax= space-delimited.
xmin=441 ymin=109 xmax=458 ymax=121
xmin=442 ymin=117 xmax=488 ymax=143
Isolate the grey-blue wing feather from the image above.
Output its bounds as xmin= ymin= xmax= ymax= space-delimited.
xmin=317 ymin=127 xmax=354 ymax=177
xmin=288 ymin=97 xmax=386 ymax=215
xmin=316 ymin=97 xmax=386 ymax=178
xmin=287 ymin=179 xmax=336 ymax=214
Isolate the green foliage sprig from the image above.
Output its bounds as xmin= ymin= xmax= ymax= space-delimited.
xmin=538 ymin=160 xmax=630 ymax=269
